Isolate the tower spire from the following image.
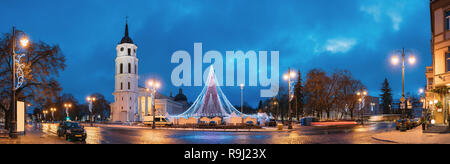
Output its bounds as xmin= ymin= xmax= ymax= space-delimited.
xmin=120 ymin=16 xmax=133 ymax=44
xmin=125 ymin=16 xmax=129 ymax=37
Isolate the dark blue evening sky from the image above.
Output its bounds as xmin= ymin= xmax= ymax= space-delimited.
xmin=0 ymin=0 xmax=431 ymax=107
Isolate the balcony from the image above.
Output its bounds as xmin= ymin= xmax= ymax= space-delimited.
xmin=434 ymin=72 xmax=450 ymax=87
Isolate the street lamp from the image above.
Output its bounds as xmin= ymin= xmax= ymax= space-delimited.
xmin=43 ymin=110 xmax=48 ymax=121
xmin=148 ymin=79 xmax=161 ymax=129
xmin=9 ymin=27 xmax=29 ymax=138
xmin=87 ymin=96 xmax=96 ymax=125
xmin=390 ymin=48 xmax=415 ymax=131
xmin=50 ymin=107 xmax=56 ymax=121
xmin=357 ymin=90 xmax=368 ymax=125
xmin=283 ymin=67 xmax=296 ymax=129
xmin=64 ymin=103 xmax=72 ymax=121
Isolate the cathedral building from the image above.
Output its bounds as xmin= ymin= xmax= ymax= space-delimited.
xmin=110 ymin=22 xmax=187 ymax=123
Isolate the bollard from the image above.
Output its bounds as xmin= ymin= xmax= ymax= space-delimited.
xmin=277 ymin=123 xmax=283 ymax=130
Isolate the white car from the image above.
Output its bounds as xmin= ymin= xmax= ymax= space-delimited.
xmin=143 ymin=116 xmax=172 ymax=126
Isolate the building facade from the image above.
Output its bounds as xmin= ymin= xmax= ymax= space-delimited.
xmin=425 ymin=0 xmax=450 ymax=125
xmin=110 ymin=22 xmax=186 ymax=122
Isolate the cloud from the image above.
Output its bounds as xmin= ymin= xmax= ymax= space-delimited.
xmin=324 ymin=38 xmax=357 ymax=54
xmin=359 ymin=1 xmax=408 ymax=31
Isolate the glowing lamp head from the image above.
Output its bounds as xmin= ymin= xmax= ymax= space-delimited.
xmin=92 ymin=97 xmax=96 ymax=101
xmin=391 ymin=56 xmax=399 ymax=65
xmin=358 ymin=98 xmax=362 ymax=102
xmin=20 ymin=37 xmax=29 ymax=47
xmin=363 ymin=91 xmax=367 ymax=96
xmin=408 ymin=56 xmax=416 ymax=64
xmin=148 ymin=81 xmax=154 ymax=87
xmin=419 ymin=88 xmax=424 ymax=94
xmin=155 ymin=82 xmax=161 ymax=89
xmin=290 ymin=72 xmax=296 ymax=78
xmin=283 ymin=74 xmax=289 ymax=80
xmin=357 ymin=92 xmax=361 ymax=96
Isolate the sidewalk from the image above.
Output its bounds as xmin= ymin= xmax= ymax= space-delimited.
xmin=0 ymin=125 xmax=71 ymax=144
xmin=371 ymin=127 xmax=450 ymax=144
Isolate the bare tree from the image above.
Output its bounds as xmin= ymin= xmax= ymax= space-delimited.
xmin=0 ymin=31 xmax=65 ymax=129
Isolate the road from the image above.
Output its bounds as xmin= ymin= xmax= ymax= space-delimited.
xmin=33 ymin=122 xmax=396 ymax=144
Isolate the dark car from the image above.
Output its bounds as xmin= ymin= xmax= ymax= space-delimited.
xmin=267 ymin=119 xmax=277 ymax=127
xmin=57 ymin=122 xmax=87 ymax=141
xmin=395 ymin=119 xmax=413 ymax=130
xmin=209 ymin=121 xmax=217 ymax=126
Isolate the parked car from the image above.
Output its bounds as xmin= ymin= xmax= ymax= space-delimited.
xmin=209 ymin=121 xmax=217 ymax=126
xmin=143 ymin=116 xmax=173 ymax=126
xmin=57 ymin=121 xmax=87 ymax=141
xmin=395 ymin=119 xmax=414 ymax=130
xmin=246 ymin=121 xmax=254 ymax=126
xmin=267 ymin=119 xmax=277 ymax=127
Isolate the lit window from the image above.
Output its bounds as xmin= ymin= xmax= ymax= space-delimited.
xmin=447 ymin=53 xmax=450 ymax=72
xmin=446 ymin=11 xmax=450 ymax=31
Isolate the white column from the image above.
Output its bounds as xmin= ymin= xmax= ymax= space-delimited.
xmin=145 ymin=96 xmax=148 ymax=116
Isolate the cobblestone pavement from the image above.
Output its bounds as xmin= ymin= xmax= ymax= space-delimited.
xmin=1 ymin=122 xmax=398 ymax=144
xmin=0 ymin=124 xmax=71 ymax=144
xmin=371 ymin=127 xmax=450 ymax=144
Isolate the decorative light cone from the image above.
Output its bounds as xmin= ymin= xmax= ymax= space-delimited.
xmin=176 ymin=66 xmax=242 ymax=118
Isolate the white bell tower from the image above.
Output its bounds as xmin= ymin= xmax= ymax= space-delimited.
xmin=112 ymin=21 xmax=139 ymax=122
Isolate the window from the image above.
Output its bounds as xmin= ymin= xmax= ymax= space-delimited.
xmin=135 ymin=64 xmax=137 ymax=74
xmin=121 ymin=82 xmax=123 ymax=90
xmin=128 ymin=48 xmax=131 ymax=56
xmin=128 ymin=63 xmax=131 ymax=73
xmin=128 ymin=82 xmax=130 ymax=90
xmin=446 ymin=11 xmax=450 ymax=31
xmin=120 ymin=47 xmax=124 ymax=52
xmin=447 ymin=53 xmax=450 ymax=72
xmin=120 ymin=63 xmax=123 ymax=74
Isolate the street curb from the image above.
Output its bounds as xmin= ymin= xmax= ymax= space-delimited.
xmin=371 ymin=136 xmax=398 ymax=143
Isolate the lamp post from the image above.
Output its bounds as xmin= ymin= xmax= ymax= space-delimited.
xmin=64 ymin=103 xmax=72 ymax=121
xmin=87 ymin=96 xmax=96 ymax=125
xmin=283 ymin=67 xmax=296 ymax=129
xmin=240 ymin=83 xmax=244 ymax=124
xmin=50 ymin=107 xmax=56 ymax=121
xmin=148 ymin=80 xmax=160 ymax=129
xmin=43 ymin=110 xmax=48 ymax=122
xmin=357 ymin=90 xmax=367 ymax=125
xmin=9 ymin=26 xmax=29 ymax=138
xmin=391 ymin=48 xmax=415 ymax=131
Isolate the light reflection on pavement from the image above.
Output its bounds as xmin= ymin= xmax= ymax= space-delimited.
xmin=35 ymin=122 xmax=395 ymax=144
